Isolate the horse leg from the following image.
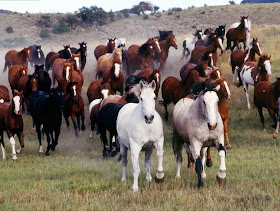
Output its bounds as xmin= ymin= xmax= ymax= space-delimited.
xmin=120 ymin=142 xmax=128 ymax=182
xmin=89 ymin=116 xmax=95 ymax=139
xmin=64 ymin=115 xmax=70 ymax=129
xmin=7 ymin=131 xmax=17 ymax=161
xmin=268 ymin=108 xmax=277 ymax=129
xmin=216 ymin=135 xmax=227 ymax=187
xmin=154 ymin=136 xmax=165 ymax=184
xmin=71 ymin=113 xmax=78 ymax=137
xmin=172 ymin=129 xmax=184 ymax=178
xmin=100 ymin=129 xmax=109 ymax=157
xmin=110 ymin=132 xmax=118 ymax=157
xmin=144 ymin=148 xmax=153 ymax=182
xmin=226 ymin=39 xmax=231 ymax=51
xmin=163 ymin=101 xmax=169 ymax=121
xmin=0 ymin=130 xmax=6 ymax=160
xmin=191 ymin=141 xmax=203 ymax=188
xmin=76 ymin=115 xmax=81 ymax=133
xmin=16 ymin=131 xmax=24 ymax=154
xmin=180 ymin=48 xmax=186 ymax=61
xmin=36 ymin=124 xmax=43 ymax=155
xmin=223 ymin=116 xmax=231 ymax=149
xmin=45 ymin=130 xmax=51 ymax=156
xmin=130 ymin=142 xmax=142 ymax=192
xmin=243 ymin=82 xmax=251 ymax=109
xmin=257 ymin=106 xmax=265 ymax=130
xmin=201 ymin=147 xmax=208 ymax=179
xmin=206 ymin=147 xmax=213 ymax=167
xmin=81 ymin=114 xmax=86 ymax=131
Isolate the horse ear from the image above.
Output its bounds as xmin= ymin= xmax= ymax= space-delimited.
xmin=151 ymin=80 xmax=156 ymax=91
xmin=215 ymin=84 xmax=221 ymax=91
xmin=63 ymin=45 xmax=66 ymax=48
xmin=139 ymin=81 xmax=144 ymax=90
xmin=269 ymin=55 xmax=271 ymax=60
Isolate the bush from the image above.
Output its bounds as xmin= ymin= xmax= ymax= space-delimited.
xmin=40 ymin=28 xmax=50 ymax=38
xmin=143 ymin=14 xmax=149 ymax=19
xmin=37 ymin=15 xmax=52 ymax=27
xmin=108 ymin=10 xmax=115 ymax=22
xmin=191 ymin=25 xmax=197 ymax=29
xmin=176 ymin=15 xmax=180 ymax=19
xmin=167 ymin=11 xmax=173 ymax=15
xmin=65 ymin=14 xmax=79 ymax=28
xmin=124 ymin=13 xmax=129 ymax=18
xmin=52 ymin=18 xmax=69 ymax=34
xmin=201 ymin=11 xmax=206 ymax=14
xmin=5 ymin=26 xmax=14 ymax=33
xmin=76 ymin=6 xmax=108 ymax=27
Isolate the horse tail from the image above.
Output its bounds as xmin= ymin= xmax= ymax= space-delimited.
xmin=226 ymin=38 xmax=231 ymax=51
xmin=182 ymin=40 xmax=186 ymax=48
xmin=237 ymin=68 xmax=242 ymax=87
xmin=3 ymin=61 xmax=8 ymax=72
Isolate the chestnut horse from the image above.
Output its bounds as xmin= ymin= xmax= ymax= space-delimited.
xmin=230 ymin=38 xmax=262 ymax=82
xmin=0 ymin=85 xmax=10 ymax=102
xmin=8 ymin=65 xmax=27 ymax=93
xmin=161 ymin=69 xmax=205 ymax=121
xmin=226 ymin=16 xmax=249 ymax=51
xmin=63 ymin=82 xmax=86 ymax=137
xmin=70 ymin=42 xmax=87 ymax=71
xmin=137 ymin=69 xmax=161 ymax=97
xmin=3 ymin=47 xmax=30 ymax=72
xmin=87 ymin=80 xmax=112 ymax=103
xmin=94 ymin=38 xmax=116 ymax=61
xmin=103 ymin=63 xmax=124 ymax=95
xmin=45 ymin=45 xmax=72 ymax=71
xmin=53 ymin=62 xmax=73 ymax=93
xmin=0 ymin=90 xmax=24 ymax=160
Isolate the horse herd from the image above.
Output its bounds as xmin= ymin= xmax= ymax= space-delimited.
xmin=0 ymin=16 xmax=279 ymax=192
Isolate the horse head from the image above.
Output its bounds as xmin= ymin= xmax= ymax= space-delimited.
xmin=112 ymin=48 xmax=122 ymax=64
xmin=211 ymin=78 xmax=231 ymax=100
xmin=66 ymin=82 xmax=79 ymax=101
xmin=195 ymin=29 xmax=203 ymax=40
xmin=71 ymin=53 xmax=81 ymax=71
xmin=167 ymin=34 xmax=178 ymax=49
xmin=28 ymin=75 xmax=39 ymax=92
xmin=36 ymin=45 xmax=42 ymax=59
xmin=19 ymin=66 xmax=28 ymax=77
xmin=12 ymin=90 xmax=23 ymax=115
xmin=139 ymin=43 xmax=156 ymax=57
xmin=241 ymin=16 xmax=249 ymax=30
xmin=63 ymin=45 xmax=72 ymax=59
xmin=107 ymin=38 xmax=116 ymax=52
xmin=152 ymin=69 xmax=161 ymax=88
xmin=79 ymin=42 xmax=87 ymax=56
xmin=63 ymin=63 xmax=73 ymax=82
xmin=258 ymin=54 xmax=271 ymax=76
xmin=213 ymin=35 xmax=224 ymax=54
xmin=100 ymin=81 xmax=112 ymax=99
xmin=23 ymin=47 xmax=31 ymax=61
xmin=252 ymin=38 xmax=262 ymax=56
xmin=139 ymin=80 xmax=157 ymax=124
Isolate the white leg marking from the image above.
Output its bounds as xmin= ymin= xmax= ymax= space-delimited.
xmin=10 ymin=136 xmax=17 ymax=160
xmin=1 ymin=143 xmax=6 ymax=160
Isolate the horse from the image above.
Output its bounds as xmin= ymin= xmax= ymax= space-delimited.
xmin=273 ymin=97 xmax=280 ymax=139
xmin=154 ymin=34 xmax=178 ymax=70
xmin=18 ymin=74 xmax=39 ymax=113
xmin=33 ymin=65 xmax=51 ymax=92
xmin=3 ymin=47 xmax=30 ymax=72
xmin=137 ymin=69 xmax=161 ymax=97
xmin=29 ymin=45 xmax=45 ymax=67
xmin=229 ymin=18 xmax=251 ymax=49
xmin=63 ymin=82 xmax=85 ymax=137
xmin=29 ymin=88 xmax=63 ymax=155
xmin=239 ymin=55 xmax=271 ymax=109
xmin=181 ymin=29 xmax=203 ymax=61
xmin=70 ymin=42 xmax=87 ymax=71
xmin=0 ymin=90 xmax=24 ymax=160
xmin=161 ymin=70 xmax=206 ymax=121
xmin=117 ymin=81 xmax=165 ymax=192
xmin=0 ymin=85 xmax=10 ymax=102
xmin=94 ymin=38 xmax=116 ymax=61
xmin=229 ymin=38 xmax=262 ymax=83
xmin=8 ymin=65 xmax=27 ymax=93
xmin=172 ymin=82 xmax=226 ymax=188
xmin=87 ymin=80 xmax=112 ymax=103
xmin=254 ymin=78 xmax=280 ymax=131
xmin=96 ymin=48 xmax=122 ymax=79
xmin=226 ymin=16 xmax=250 ymax=51
xmin=195 ymin=30 xmax=216 ymax=48
xmin=125 ymin=75 xmax=147 ymax=92
xmin=215 ymin=25 xmax=226 ymax=43
xmin=102 ymin=63 xmax=124 ymax=95
xmin=45 ymin=45 xmax=72 ymax=71
xmin=155 ymin=30 xmax=173 ymax=41
xmin=190 ymin=35 xmax=224 ymax=66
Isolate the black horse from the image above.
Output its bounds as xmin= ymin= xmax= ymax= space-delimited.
xmin=29 ymin=87 xmax=63 ymax=155
xmin=125 ymin=75 xmax=147 ymax=92
xmin=33 ymin=65 xmax=51 ymax=92
xmin=29 ymin=45 xmax=45 ymax=67
xmin=155 ymin=30 xmax=173 ymax=41
xmin=45 ymin=45 xmax=72 ymax=71
xmin=215 ymin=25 xmax=226 ymax=43
xmin=70 ymin=42 xmax=87 ymax=72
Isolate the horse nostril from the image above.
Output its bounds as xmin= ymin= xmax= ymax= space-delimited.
xmin=150 ymin=115 xmax=154 ymax=121
xmin=208 ymin=123 xmax=217 ymax=130
xmin=144 ymin=115 xmax=148 ymax=121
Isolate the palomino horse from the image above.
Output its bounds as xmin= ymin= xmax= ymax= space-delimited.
xmin=102 ymin=63 xmax=124 ymax=95
xmin=181 ymin=29 xmax=203 ymax=61
xmin=229 ymin=38 xmax=262 ymax=82
xmin=137 ymin=69 xmax=161 ymax=97
xmin=254 ymin=78 xmax=280 ymax=131
xmin=8 ymin=65 xmax=27 ymax=93
xmin=94 ymin=38 xmax=116 ymax=60
xmin=3 ymin=47 xmax=30 ymax=72
xmin=70 ymin=42 xmax=87 ymax=71
xmin=87 ymin=80 xmax=112 ymax=103
xmin=154 ymin=34 xmax=178 ymax=70
xmin=29 ymin=45 xmax=45 ymax=67
xmin=239 ymin=55 xmax=271 ymax=109
xmin=45 ymin=45 xmax=72 ymax=71
xmin=29 ymin=88 xmax=63 ymax=155
xmin=172 ymin=82 xmax=226 ymax=187
xmin=63 ymin=82 xmax=86 ymax=137
xmin=117 ymin=81 xmax=165 ymax=192
xmin=0 ymin=85 xmax=10 ymax=102
xmin=96 ymin=48 xmax=122 ymax=79
xmin=0 ymin=90 xmax=24 ymax=160
xmin=226 ymin=16 xmax=250 ymax=51
xmin=190 ymin=35 xmax=224 ymax=66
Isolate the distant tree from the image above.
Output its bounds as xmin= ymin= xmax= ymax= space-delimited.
xmin=131 ymin=1 xmax=154 ymax=15
xmin=229 ymin=0 xmax=236 ymax=4
xmin=52 ymin=18 xmax=69 ymax=34
xmin=5 ymin=26 xmax=14 ymax=33
xmin=37 ymin=15 xmax=52 ymax=28
xmin=154 ymin=6 xmax=160 ymax=13
xmin=108 ymin=10 xmax=115 ymax=22
xmin=65 ymin=14 xmax=79 ymax=29
xmin=76 ymin=6 xmax=108 ymax=27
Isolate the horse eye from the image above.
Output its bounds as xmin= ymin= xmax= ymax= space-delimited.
xmin=203 ymin=101 xmax=206 ymax=105
xmin=154 ymin=97 xmax=157 ymax=101
xmin=140 ymin=97 xmax=143 ymax=101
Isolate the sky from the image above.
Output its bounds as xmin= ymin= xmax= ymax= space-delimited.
xmin=0 ymin=0 xmax=243 ymax=13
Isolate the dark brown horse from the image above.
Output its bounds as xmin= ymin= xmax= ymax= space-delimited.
xmin=87 ymin=80 xmax=112 ymax=103
xmin=161 ymin=70 xmax=205 ymax=121
xmin=3 ymin=47 xmax=30 ymax=72
xmin=0 ymin=90 xmax=24 ymax=160
xmin=53 ymin=62 xmax=73 ymax=93
xmin=45 ymin=45 xmax=72 ymax=71
xmin=230 ymin=38 xmax=262 ymax=82
xmin=137 ymin=68 xmax=161 ymax=97
xmin=94 ymin=38 xmax=116 ymax=61
xmin=0 ymin=85 xmax=10 ymax=102
xmin=63 ymin=82 xmax=86 ymax=137
xmin=226 ymin=16 xmax=249 ymax=51
xmin=8 ymin=65 xmax=28 ymax=93
xmin=102 ymin=63 xmax=124 ymax=95
xmin=195 ymin=30 xmax=215 ymax=47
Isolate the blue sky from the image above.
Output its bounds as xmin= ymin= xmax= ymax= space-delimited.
xmin=0 ymin=0 xmax=242 ymax=13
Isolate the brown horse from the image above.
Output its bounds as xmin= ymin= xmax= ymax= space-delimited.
xmin=96 ymin=48 xmax=122 ymax=79
xmin=45 ymin=45 xmax=72 ymax=71
xmin=230 ymin=38 xmax=262 ymax=82
xmin=254 ymin=78 xmax=280 ymax=131
xmin=155 ymin=34 xmax=178 ymax=70
xmin=161 ymin=70 xmax=205 ymax=121
xmin=3 ymin=47 xmax=30 ymax=72
xmin=63 ymin=82 xmax=86 ymax=137
xmin=87 ymin=80 xmax=112 ymax=103
xmin=8 ymin=65 xmax=28 ymax=93
xmin=190 ymin=35 xmax=223 ymax=66
xmin=0 ymin=90 xmax=24 ymax=160
xmin=53 ymin=62 xmax=73 ymax=93
xmin=226 ymin=16 xmax=249 ymax=51
xmin=94 ymin=38 xmax=116 ymax=61
xmin=0 ymin=85 xmax=10 ymax=102
xmin=103 ymin=64 xmax=124 ymax=95
xmin=137 ymin=69 xmax=161 ymax=97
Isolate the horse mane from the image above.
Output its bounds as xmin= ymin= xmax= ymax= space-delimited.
xmin=258 ymin=55 xmax=270 ymax=69
xmin=139 ymin=43 xmax=151 ymax=54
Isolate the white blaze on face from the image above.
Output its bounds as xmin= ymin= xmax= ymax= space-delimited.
xmin=101 ymin=89 xmax=109 ymax=99
xmin=68 ymin=48 xmax=72 ymax=57
xmin=203 ymin=91 xmax=219 ymax=127
xmin=218 ymin=38 xmax=224 ymax=51
xmin=155 ymin=40 xmax=161 ymax=53
xmin=223 ymin=81 xmax=231 ymax=99
xmin=66 ymin=66 xmax=70 ymax=81
xmin=264 ymin=60 xmax=271 ymax=76
xmin=209 ymin=53 xmax=214 ymax=67
xmin=114 ymin=63 xmax=120 ymax=78
xmin=22 ymin=70 xmax=26 ymax=75
xmin=217 ymin=70 xmax=221 ymax=78
xmin=0 ymin=99 xmax=4 ymax=103
xmin=155 ymin=73 xmax=160 ymax=85
xmin=244 ymin=18 xmax=248 ymax=29
xmin=257 ymin=42 xmax=262 ymax=55
xmin=13 ymin=95 xmax=21 ymax=115
xmin=73 ymin=85 xmax=77 ymax=97
xmin=74 ymin=57 xmax=80 ymax=70
xmin=37 ymin=49 xmax=41 ymax=59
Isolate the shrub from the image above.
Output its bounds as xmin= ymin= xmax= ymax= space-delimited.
xmin=5 ymin=26 xmax=14 ymax=33
xmin=201 ymin=11 xmax=206 ymax=14
xmin=65 ymin=14 xmax=79 ymax=28
xmin=37 ymin=15 xmax=52 ymax=27
xmin=76 ymin=6 xmax=108 ymax=27
xmin=176 ymin=15 xmax=180 ymax=19
xmin=191 ymin=25 xmax=197 ymax=29
xmin=124 ymin=13 xmax=129 ymax=18
xmin=167 ymin=11 xmax=173 ymax=15
xmin=52 ymin=18 xmax=69 ymax=34
xmin=108 ymin=10 xmax=115 ymax=22
xmin=143 ymin=14 xmax=149 ymax=19
xmin=40 ymin=28 xmax=50 ymax=38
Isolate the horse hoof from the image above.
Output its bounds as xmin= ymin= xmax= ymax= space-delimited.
xmin=273 ymin=133 xmax=278 ymax=139
xmin=45 ymin=152 xmax=50 ymax=156
xmin=39 ymin=152 xmax=44 ymax=156
xmin=51 ymin=146 xmax=56 ymax=151
xmin=102 ymin=151 xmax=108 ymax=157
xmin=226 ymin=145 xmax=232 ymax=150
xmin=154 ymin=171 xmax=165 ymax=184
xmin=79 ymin=131 xmax=82 ymax=134
xmin=16 ymin=148 xmax=22 ymax=154
xmin=110 ymin=151 xmax=118 ymax=157
xmin=81 ymin=126 xmax=86 ymax=131
xmin=89 ymin=135 xmax=93 ymax=139
xmin=175 ymin=175 xmax=181 ymax=179
xmin=216 ymin=175 xmax=226 ymax=187
xmin=197 ymin=181 xmax=204 ymax=189
xmin=206 ymin=160 xmax=213 ymax=168
xmin=12 ymin=154 xmax=17 ymax=161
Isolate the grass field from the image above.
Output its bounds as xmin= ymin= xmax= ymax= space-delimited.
xmin=0 ymin=4 xmax=280 ymax=211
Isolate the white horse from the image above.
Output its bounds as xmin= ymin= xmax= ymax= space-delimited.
xmin=117 ymin=80 xmax=165 ymax=192
xmin=239 ymin=55 xmax=271 ymax=109
xmin=229 ymin=19 xmax=251 ymax=49
xmin=172 ymin=82 xmax=226 ymax=188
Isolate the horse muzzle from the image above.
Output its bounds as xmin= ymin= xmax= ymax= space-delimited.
xmin=208 ymin=123 xmax=217 ymax=130
xmin=145 ymin=115 xmax=154 ymax=124
xmin=14 ymin=109 xmax=21 ymax=115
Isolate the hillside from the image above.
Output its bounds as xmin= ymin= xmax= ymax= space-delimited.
xmin=242 ymin=0 xmax=280 ymax=3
